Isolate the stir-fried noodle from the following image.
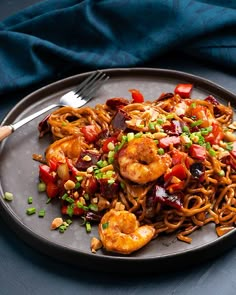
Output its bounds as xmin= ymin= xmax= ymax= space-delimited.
xmin=35 ymin=85 xmax=236 ymax=254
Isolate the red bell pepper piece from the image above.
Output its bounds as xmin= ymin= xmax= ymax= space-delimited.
xmin=39 ymin=164 xmax=56 ymax=184
xmin=46 ymin=181 xmax=59 ymax=198
xmin=48 ymin=157 xmax=59 ymax=172
xmin=159 ymin=136 xmax=180 ymax=148
xmin=81 ymin=125 xmax=99 ymax=143
xmin=129 ymin=89 xmax=144 ymax=103
xmin=174 ymin=84 xmax=193 ymax=98
xmin=204 ymin=122 xmax=224 ymax=145
xmin=189 ymin=144 xmax=206 ymax=160
xmin=171 ymin=149 xmax=193 ymax=168
xmin=171 ymin=150 xmax=185 ymax=165
xmin=66 ymin=158 xmax=79 ymax=176
xmin=164 ymin=164 xmax=187 ymax=183
xmin=102 ymin=137 xmax=117 ymax=153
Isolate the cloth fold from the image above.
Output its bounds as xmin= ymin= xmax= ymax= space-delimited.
xmin=0 ymin=0 xmax=236 ymax=97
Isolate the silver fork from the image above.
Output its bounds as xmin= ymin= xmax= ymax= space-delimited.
xmin=0 ymin=71 xmax=109 ymax=141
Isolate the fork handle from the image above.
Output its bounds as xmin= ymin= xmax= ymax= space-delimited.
xmin=0 ymin=126 xmax=13 ymax=141
xmin=0 ymin=103 xmax=59 ymax=142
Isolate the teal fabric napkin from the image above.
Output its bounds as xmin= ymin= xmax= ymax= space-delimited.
xmin=0 ymin=0 xmax=236 ymax=96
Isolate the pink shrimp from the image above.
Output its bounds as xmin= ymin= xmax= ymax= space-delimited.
xmin=117 ymin=137 xmax=171 ymax=184
xmin=98 ymin=209 xmax=155 ymax=254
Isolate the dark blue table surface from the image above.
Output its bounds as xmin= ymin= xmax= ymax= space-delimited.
xmin=1 ymin=1 xmax=236 ymax=295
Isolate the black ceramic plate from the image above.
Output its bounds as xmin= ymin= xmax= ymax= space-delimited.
xmin=1 ymin=68 xmax=236 ymax=273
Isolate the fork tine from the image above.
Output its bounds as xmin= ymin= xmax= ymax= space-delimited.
xmin=75 ymin=71 xmax=106 ymax=96
xmin=75 ymin=74 xmax=109 ymax=106
xmin=80 ymin=74 xmax=109 ymax=99
xmin=74 ymin=71 xmax=100 ymax=94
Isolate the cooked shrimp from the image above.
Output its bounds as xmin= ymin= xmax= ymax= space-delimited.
xmin=117 ymin=137 xmax=171 ymax=184
xmin=98 ymin=209 xmax=155 ymax=254
xmin=45 ymin=134 xmax=82 ymax=164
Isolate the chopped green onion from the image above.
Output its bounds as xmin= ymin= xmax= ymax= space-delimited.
xmin=182 ymin=125 xmax=190 ymax=133
xmin=74 ymin=182 xmax=81 ymax=189
xmin=89 ymin=203 xmax=98 ymax=211
xmin=83 ymin=193 xmax=89 ymax=200
xmin=209 ymin=148 xmax=216 ymax=157
xmin=108 ymin=150 xmax=115 ymax=159
xmin=218 ymin=170 xmax=225 ymax=177
xmin=127 ymin=132 xmax=135 ymax=142
xmin=156 ymin=118 xmax=164 ymax=125
xmin=102 ymin=222 xmax=109 ymax=230
xmin=108 ymin=150 xmax=115 ymax=164
xmin=226 ymin=142 xmax=233 ymax=151
xmin=59 ymin=225 xmax=67 ymax=233
xmin=134 ymin=132 xmax=143 ymax=138
xmin=27 ymin=196 xmax=33 ymax=204
xmin=122 ymin=135 xmax=128 ymax=142
xmin=190 ymin=132 xmax=201 ymax=140
xmin=61 ymin=193 xmax=69 ymax=200
xmin=185 ymin=142 xmax=192 ymax=149
xmin=66 ymin=219 xmax=72 ymax=225
xmin=205 ymin=142 xmax=212 ymax=150
xmin=120 ymin=182 xmax=125 ymax=190
xmin=97 ymin=160 xmax=108 ymax=168
xmin=94 ymin=168 xmax=101 ymax=174
xmin=201 ymin=126 xmax=212 ymax=135
xmin=26 ymin=207 xmax=36 ymax=215
xmin=190 ymin=102 xmax=196 ymax=108
xmin=108 ymin=158 xmax=114 ymax=164
xmin=166 ymin=113 xmax=174 ymax=120
xmin=37 ymin=182 xmax=46 ymax=192
xmin=67 ymin=205 xmax=74 ymax=217
xmin=65 ymin=196 xmax=75 ymax=204
xmin=116 ymin=139 xmax=126 ymax=151
xmin=153 ymin=140 xmax=158 ymax=145
xmin=77 ymin=202 xmax=89 ymax=211
xmin=137 ymin=124 xmax=144 ymax=128
xmin=38 ymin=209 xmax=45 ymax=217
xmin=46 ymin=198 xmax=51 ymax=204
xmin=198 ymin=135 xmax=206 ymax=146
xmin=191 ymin=120 xmax=203 ymax=127
xmin=3 ymin=192 xmax=14 ymax=201
xmin=107 ymin=141 xmax=115 ymax=151
xmin=105 ymin=170 xmax=114 ymax=178
xmin=108 ymin=179 xmax=115 ymax=185
xmin=97 ymin=160 xmax=103 ymax=168
xmin=85 ymin=222 xmax=92 ymax=233
xmin=76 ymin=175 xmax=83 ymax=182
xmin=103 ymin=160 xmax=109 ymax=167
xmin=148 ymin=122 xmax=156 ymax=131
xmin=158 ymin=148 xmax=165 ymax=155
xmin=189 ymin=132 xmax=205 ymax=146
